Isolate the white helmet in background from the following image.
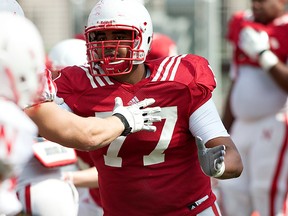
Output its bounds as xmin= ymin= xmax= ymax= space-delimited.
xmin=48 ymin=39 xmax=87 ymax=70
xmin=85 ymin=0 xmax=153 ymax=76
xmin=0 ymin=0 xmax=25 ymax=17
xmin=146 ymin=33 xmax=178 ymax=61
xmin=0 ymin=12 xmax=45 ymax=109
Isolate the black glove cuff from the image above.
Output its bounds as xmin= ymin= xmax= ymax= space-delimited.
xmin=113 ymin=113 xmax=132 ymax=136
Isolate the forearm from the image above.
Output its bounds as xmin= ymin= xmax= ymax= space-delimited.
xmin=267 ymin=61 xmax=288 ymax=93
xmin=68 ymin=167 xmax=99 ymax=188
xmin=25 ymin=102 xmax=124 ymax=150
xmin=217 ymin=144 xmax=243 ymax=179
xmin=257 ymin=50 xmax=288 ymax=92
xmin=222 ymin=84 xmax=235 ymax=132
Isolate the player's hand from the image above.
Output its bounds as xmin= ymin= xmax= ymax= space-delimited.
xmin=112 ymin=97 xmax=161 ymax=136
xmin=195 ymin=136 xmax=226 ymax=178
xmin=239 ymin=27 xmax=270 ymax=60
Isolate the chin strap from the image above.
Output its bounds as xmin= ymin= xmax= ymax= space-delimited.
xmin=100 ymin=60 xmax=132 ymax=76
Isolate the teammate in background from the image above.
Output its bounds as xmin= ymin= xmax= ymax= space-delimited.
xmin=16 ymin=38 xmax=90 ymax=216
xmin=146 ymin=32 xmax=178 ymax=60
xmin=48 ymin=38 xmax=87 ymax=80
xmin=219 ymin=0 xmax=288 ymax=215
xmin=0 ymin=12 xmax=46 ymax=215
xmin=54 ymin=0 xmax=243 ymax=215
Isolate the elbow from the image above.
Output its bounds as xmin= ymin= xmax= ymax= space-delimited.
xmin=230 ymin=159 xmax=244 ymax=178
xmin=77 ymin=138 xmax=101 ymax=151
xmin=79 ymin=134 xmax=109 ymax=151
xmin=234 ymin=164 xmax=243 ymax=178
xmin=220 ymin=156 xmax=243 ymax=179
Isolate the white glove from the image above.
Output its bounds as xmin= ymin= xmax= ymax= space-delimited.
xmin=112 ymin=97 xmax=161 ymax=136
xmin=239 ymin=27 xmax=278 ymax=70
xmin=239 ymin=27 xmax=270 ymax=60
xmin=195 ymin=136 xmax=226 ymax=178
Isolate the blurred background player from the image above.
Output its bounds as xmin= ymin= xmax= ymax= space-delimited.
xmin=146 ymin=32 xmax=178 ymax=61
xmin=47 ymin=38 xmax=87 ymax=80
xmin=16 ymin=38 xmax=90 ymax=216
xmin=0 ymin=11 xmax=46 ymax=215
xmin=219 ymin=0 xmax=288 ymax=215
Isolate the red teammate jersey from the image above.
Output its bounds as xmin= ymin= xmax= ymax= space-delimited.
xmin=228 ymin=10 xmax=288 ymax=70
xmin=55 ymin=54 xmax=217 ymax=216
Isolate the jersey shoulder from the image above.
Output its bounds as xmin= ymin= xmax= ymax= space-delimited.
xmin=147 ymin=54 xmax=216 ymax=91
xmin=55 ymin=65 xmax=90 ymax=90
xmin=59 ymin=65 xmax=88 ymax=77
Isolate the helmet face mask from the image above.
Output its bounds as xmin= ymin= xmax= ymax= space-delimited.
xmin=85 ymin=0 xmax=153 ymax=76
xmin=85 ymin=26 xmax=145 ymax=76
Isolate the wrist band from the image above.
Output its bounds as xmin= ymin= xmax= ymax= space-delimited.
xmin=259 ymin=50 xmax=278 ymax=71
xmin=113 ymin=113 xmax=132 ymax=136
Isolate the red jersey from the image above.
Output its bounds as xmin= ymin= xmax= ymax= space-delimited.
xmin=227 ymin=10 xmax=288 ymax=69
xmin=55 ymin=54 xmax=217 ymax=216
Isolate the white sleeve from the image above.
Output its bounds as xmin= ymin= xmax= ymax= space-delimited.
xmin=189 ymin=98 xmax=229 ymax=144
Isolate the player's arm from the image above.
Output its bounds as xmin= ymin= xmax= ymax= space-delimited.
xmin=239 ymin=27 xmax=288 ymax=92
xmin=25 ymin=97 xmax=161 ymax=151
xmin=221 ymin=81 xmax=235 ymax=133
xmin=190 ymin=99 xmax=243 ymax=179
xmin=62 ymin=167 xmax=99 ymax=188
xmin=25 ymin=101 xmax=124 ymax=150
xmin=196 ymin=136 xmax=242 ymax=179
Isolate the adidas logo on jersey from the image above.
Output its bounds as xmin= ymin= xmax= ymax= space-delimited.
xmin=128 ymin=96 xmax=140 ymax=106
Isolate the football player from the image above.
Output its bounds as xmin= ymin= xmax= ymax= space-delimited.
xmin=219 ymin=0 xmax=288 ymax=215
xmin=0 ymin=12 xmax=45 ymax=215
xmin=16 ymin=38 xmax=89 ymax=216
xmin=53 ymin=0 xmax=243 ymax=215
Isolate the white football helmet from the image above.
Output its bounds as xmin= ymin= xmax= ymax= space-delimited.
xmin=85 ymin=0 xmax=153 ymax=76
xmin=0 ymin=0 xmax=25 ymax=17
xmin=0 ymin=12 xmax=45 ymax=109
xmin=48 ymin=39 xmax=87 ymax=70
